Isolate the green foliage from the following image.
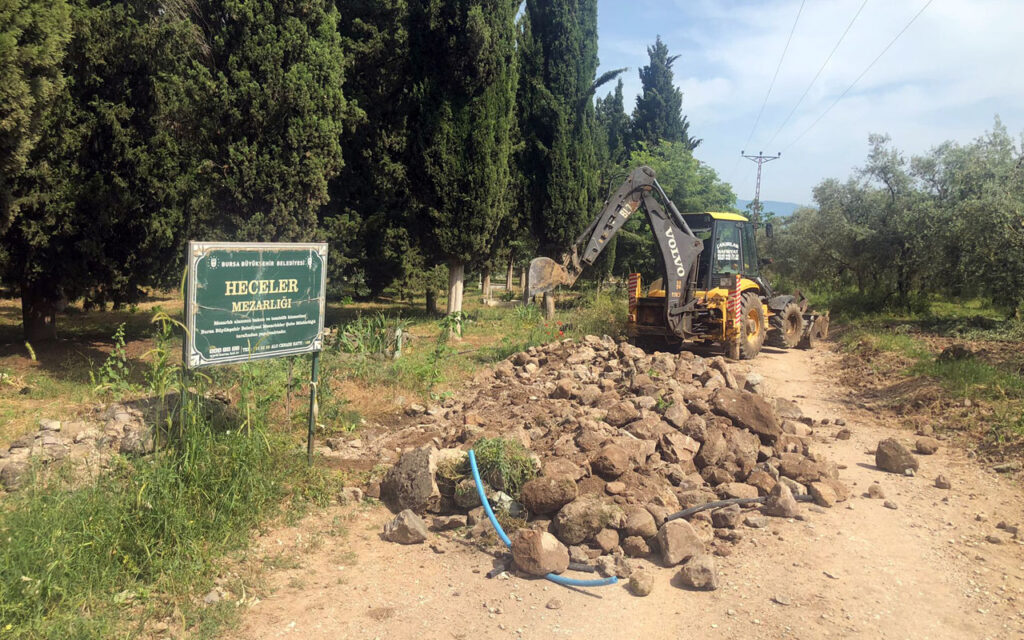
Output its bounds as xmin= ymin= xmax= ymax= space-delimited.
xmin=90 ymin=323 xmax=136 ymax=396
xmin=407 ymin=0 xmax=517 ymax=284
xmin=631 ymin=36 xmax=700 ymax=151
xmin=0 ymin=320 xmax=339 ymax=637
xmin=470 ymin=437 xmax=538 ymax=499
xmin=0 ymin=0 xmax=71 ymax=231
xmin=174 ymin=0 xmax=353 ymax=243
xmin=3 ymin=0 xmax=196 ymax=339
xmin=325 ymin=0 xmax=412 ymax=297
xmin=773 ymin=120 xmax=1024 ymax=314
xmin=336 ymin=312 xmax=410 ymax=357
xmin=517 ymin=0 xmax=608 ymax=256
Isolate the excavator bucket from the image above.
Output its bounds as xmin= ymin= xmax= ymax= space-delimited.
xmin=527 ymin=257 xmax=570 ymax=297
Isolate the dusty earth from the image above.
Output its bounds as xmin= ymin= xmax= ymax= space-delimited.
xmin=230 ymin=344 xmax=1024 ymax=640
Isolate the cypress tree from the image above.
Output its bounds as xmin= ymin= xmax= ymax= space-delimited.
xmin=596 ymin=79 xmax=630 ymax=167
xmin=631 ymin=36 xmax=701 ymax=151
xmin=0 ymin=0 xmax=71 ymax=232
xmin=2 ymin=0 xmax=193 ymax=340
xmin=328 ymin=0 xmax=413 ymax=298
xmin=517 ymin=0 xmax=619 ymax=260
xmin=172 ymin=0 xmax=353 ymax=242
xmin=408 ymin=0 xmax=517 ymax=323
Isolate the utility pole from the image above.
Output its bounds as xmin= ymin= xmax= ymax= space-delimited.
xmin=741 ymin=151 xmax=781 ymax=221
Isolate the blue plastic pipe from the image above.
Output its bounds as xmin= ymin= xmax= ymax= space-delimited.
xmin=467 ymin=450 xmax=618 ymax=588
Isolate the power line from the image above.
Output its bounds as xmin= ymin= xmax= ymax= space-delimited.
xmin=784 ymin=0 xmax=935 ymax=151
xmin=740 ymin=0 xmax=806 ymax=154
xmin=766 ymin=0 xmax=869 ymax=146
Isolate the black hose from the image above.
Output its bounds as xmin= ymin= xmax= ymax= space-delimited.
xmin=664 ymin=493 xmax=815 ymax=523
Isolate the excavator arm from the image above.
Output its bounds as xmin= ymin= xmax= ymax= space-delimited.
xmin=527 ymin=166 xmax=704 ymax=337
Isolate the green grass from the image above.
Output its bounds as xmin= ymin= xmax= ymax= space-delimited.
xmin=0 ymin=318 xmax=340 ymax=639
xmin=839 ymin=316 xmax=1024 ymax=444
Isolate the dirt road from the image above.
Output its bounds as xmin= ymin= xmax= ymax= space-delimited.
xmin=232 ymin=345 xmax=1024 ymax=640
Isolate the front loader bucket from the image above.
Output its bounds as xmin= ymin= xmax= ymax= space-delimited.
xmin=527 ymin=257 xmax=570 ymax=298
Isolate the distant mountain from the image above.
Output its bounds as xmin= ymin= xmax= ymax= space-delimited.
xmin=735 ymin=199 xmax=805 ymax=218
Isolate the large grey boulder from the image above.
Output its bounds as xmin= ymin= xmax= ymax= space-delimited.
xmin=380 ymin=446 xmax=441 ymax=512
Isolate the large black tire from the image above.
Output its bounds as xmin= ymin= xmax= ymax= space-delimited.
xmin=739 ymin=292 xmax=767 ymax=359
xmin=767 ymin=302 xmax=805 ymax=348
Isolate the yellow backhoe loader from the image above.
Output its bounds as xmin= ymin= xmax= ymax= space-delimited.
xmin=527 ymin=166 xmax=827 ymax=359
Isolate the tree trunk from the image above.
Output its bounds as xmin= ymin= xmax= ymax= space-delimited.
xmin=426 ymin=288 xmax=437 ymax=314
xmin=520 ymin=266 xmax=526 ymax=290
xmin=21 ymin=279 xmax=58 ymax=342
xmin=481 ymin=267 xmax=491 ymax=300
xmin=543 ymin=291 xmax=555 ymax=320
xmin=447 ymin=260 xmax=464 ymax=337
xmin=506 ymin=260 xmax=514 ymax=291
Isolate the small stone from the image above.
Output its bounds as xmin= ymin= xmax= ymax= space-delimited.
xmin=883 ymin=500 xmax=898 ymax=510
xmin=594 ymin=528 xmax=619 ymax=553
xmin=382 ymin=509 xmax=429 ymax=544
xmin=511 ymin=529 xmax=569 ymax=576
xmin=711 ymin=504 xmax=742 ymax=529
xmin=772 ymin=594 xmax=793 ymax=606
xmin=764 ymin=483 xmax=800 ymax=518
xmin=835 ymin=428 xmax=852 ymax=440
xmin=833 ymin=418 xmax=846 ymax=426
xmin=38 ymin=418 xmax=61 ymax=432
xmin=985 ymin=534 xmax=1005 ymax=545
xmin=809 ymin=482 xmax=838 ymax=508
xmin=596 ymin=555 xmax=633 ymax=579
xmin=628 ymin=569 xmax=655 ymax=596
xmin=934 ymin=474 xmax=951 ymax=490
xmin=875 ymin=438 xmax=919 ymax=474
xmin=591 ymin=444 xmax=632 ymax=478
xmin=915 ymin=437 xmax=940 ymax=455
xmin=744 ymin=514 xmax=768 ymax=529
xmin=867 ymin=483 xmax=885 ymax=499
xmin=203 ymin=589 xmax=222 ymax=605
xmin=605 ymin=481 xmax=626 ymax=495
xmin=657 ymin=519 xmax=705 ymax=566
xmin=676 ymin=554 xmax=718 ymax=590
xmin=545 ymin=598 xmax=562 ymax=610
xmin=338 ymin=487 xmax=364 ymax=504
xmin=621 ymin=536 xmax=650 ymax=557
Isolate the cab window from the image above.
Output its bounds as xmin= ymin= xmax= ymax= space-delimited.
xmin=741 ymin=223 xmax=758 ymax=275
xmin=714 ymin=223 xmax=741 ymax=275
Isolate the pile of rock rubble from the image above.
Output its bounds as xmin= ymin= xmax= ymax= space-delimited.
xmin=377 ymin=335 xmax=854 ymax=591
xmin=0 ymin=403 xmax=157 ymax=492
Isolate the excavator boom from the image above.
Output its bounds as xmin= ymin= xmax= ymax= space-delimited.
xmin=527 ymin=166 xmax=703 ymax=338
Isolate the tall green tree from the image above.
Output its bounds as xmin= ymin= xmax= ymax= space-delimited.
xmin=518 ymin=0 xmax=618 ymax=259
xmin=631 ymin=36 xmax=700 ymax=151
xmin=174 ymin=0 xmax=353 ymax=242
xmin=2 ymin=0 xmax=194 ymax=340
xmin=407 ymin=0 xmax=518 ymax=322
xmin=595 ymin=78 xmax=630 ymax=167
xmin=327 ymin=0 xmax=412 ymax=299
xmin=0 ymin=0 xmax=71 ymax=231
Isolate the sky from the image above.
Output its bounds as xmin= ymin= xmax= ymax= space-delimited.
xmin=596 ymin=0 xmax=1024 ymax=205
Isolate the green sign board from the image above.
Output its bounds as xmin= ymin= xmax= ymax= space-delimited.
xmin=185 ymin=241 xmax=327 ymax=369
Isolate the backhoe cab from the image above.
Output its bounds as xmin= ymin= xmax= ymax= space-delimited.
xmin=527 ymin=166 xmax=827 ymax=359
